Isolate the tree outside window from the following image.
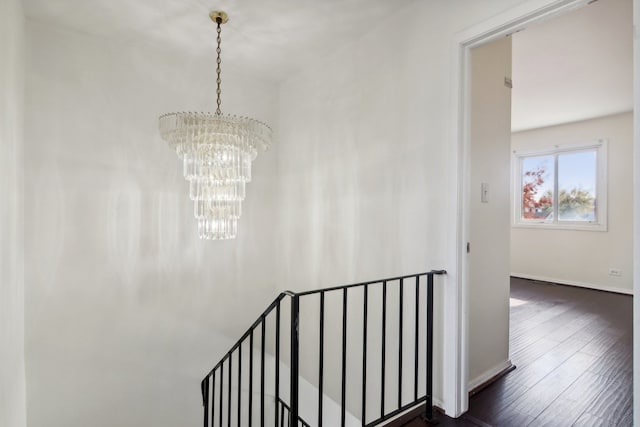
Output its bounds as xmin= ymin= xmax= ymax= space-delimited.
xmin=514 ymin=141 xmax=606 ymax=231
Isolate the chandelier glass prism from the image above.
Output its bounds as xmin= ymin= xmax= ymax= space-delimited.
xmin=159 ymin=11 xmax=272 ymax=240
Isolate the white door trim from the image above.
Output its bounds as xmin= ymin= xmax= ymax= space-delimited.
xmin=446 ymin=0 xmax=592 ymax=417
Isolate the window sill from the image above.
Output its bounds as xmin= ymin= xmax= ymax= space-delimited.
xmin=512 ymin=222 xmax=607 ymax=232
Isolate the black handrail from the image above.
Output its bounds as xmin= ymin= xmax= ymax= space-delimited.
xmin=201 ymin=270 xmax=446 ymax=427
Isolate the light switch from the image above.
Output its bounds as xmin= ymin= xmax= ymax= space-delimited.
xmin=481 ymin=182 xmax=489 ymax=203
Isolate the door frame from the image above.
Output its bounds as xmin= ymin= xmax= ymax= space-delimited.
xmin=447 ymin=0 xmax=597 ymax=417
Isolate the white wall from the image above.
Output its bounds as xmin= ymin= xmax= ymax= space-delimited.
xmin=468 ymin=37 xmax=513 ymax=388
xmin=24 ymin=22 xmax=279 ymax=427
xmin=511 ymin=112 xmax=634 ymax=294
xmin=275 ymin=0 xmax=536 ymax=417
xmin=0 ymin=0 xmax=27 ymax=425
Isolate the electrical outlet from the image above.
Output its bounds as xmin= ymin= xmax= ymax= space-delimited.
xmin=608 ymin=268 xmax=622 ymax=277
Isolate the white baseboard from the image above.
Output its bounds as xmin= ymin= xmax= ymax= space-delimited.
xmin=467 ymin=359 xmax=514 ymax=392
xmin=511 ymin=273 xmax=633 ymax=295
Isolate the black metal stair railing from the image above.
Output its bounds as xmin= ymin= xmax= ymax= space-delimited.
xmin=201 ymin=270 xmax=446 ymax=427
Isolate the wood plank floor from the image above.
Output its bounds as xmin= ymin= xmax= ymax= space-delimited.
xmin=401 ymin=277 xmax=633 ymax=427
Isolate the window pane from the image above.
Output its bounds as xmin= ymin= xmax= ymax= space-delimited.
xmin=557 ymin=150 xmax=597 ymax=221
xmin=521 ymin=155 xmax=554 ymax=220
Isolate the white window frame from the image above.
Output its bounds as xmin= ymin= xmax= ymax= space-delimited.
xmin=512 ymin=139 xmax=608 ymax=231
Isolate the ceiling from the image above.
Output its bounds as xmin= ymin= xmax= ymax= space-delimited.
xmin=24 ymin=0 xmax=419 ymax=82
xmin=25 ymin=0 xmax=633 ymax=130
xmin=511 ymin=0 xmax=633 ymax=131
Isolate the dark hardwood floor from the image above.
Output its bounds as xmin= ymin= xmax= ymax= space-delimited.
xmin=401 ymin=277 xmax=633 ymax=427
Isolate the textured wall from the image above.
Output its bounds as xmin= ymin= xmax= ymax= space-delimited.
xmin=24 ymin=22 xmax=278 ymax=427
xmin=0 ymin=0 xmax=26 ymax=425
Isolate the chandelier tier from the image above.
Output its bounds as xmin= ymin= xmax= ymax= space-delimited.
xmin=159 ymin=11 xmax=272 ymax=240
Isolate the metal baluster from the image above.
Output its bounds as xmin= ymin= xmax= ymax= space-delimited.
xmin=203 ymin=377 xmax=209 ymax=427
xmin=414 ymin=275 xmax=420 ymax=401
xmin=280 ymin=402 xmax=285 ymax=427
xmin=211 ymin=371 xmax=216 ymax=427
xmin=318 ymin=292 xmax=325 ymax=427
xmin=381 ymin=280 xmax=387 ymax=418
xmin=249 ymin=331 xmax=253 ymax=427
xmin=276 ymin=301 xmax=281 ymax=427
xmin=238 ymin=345 xmax=242 ymax=427
xmin=219 ymin=361 xmax=224 ymax=427
xmin=424 ymin=273 xmax=436 ymax=422
xmin=398 ymin=278 xmax=404 ymax=409
xmin=341 ymin=288 xmax=348 ymax=427
xmin=228 ymin=353 xmax=232 ymax=427
xmin=261 ymin=318 xmax=266 ymax=427
xmin=290 ymin=295 xmax=300 ymax=427
xmin=362 ymin=284 xmax=368 ymax=426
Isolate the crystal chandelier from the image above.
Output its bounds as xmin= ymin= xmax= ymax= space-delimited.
xmin=159 ymin=11 xmax=272 ymax=240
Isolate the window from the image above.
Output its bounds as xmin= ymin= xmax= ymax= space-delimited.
xmin=513 ymin=140 xmax=607 ymax=231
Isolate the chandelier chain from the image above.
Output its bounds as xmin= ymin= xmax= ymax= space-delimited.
xmin=215 ymin=18 xmax=222 ymax=115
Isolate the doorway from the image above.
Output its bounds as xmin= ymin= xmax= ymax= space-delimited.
xmin=448 ymin=0 xmax=638 ymax=419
